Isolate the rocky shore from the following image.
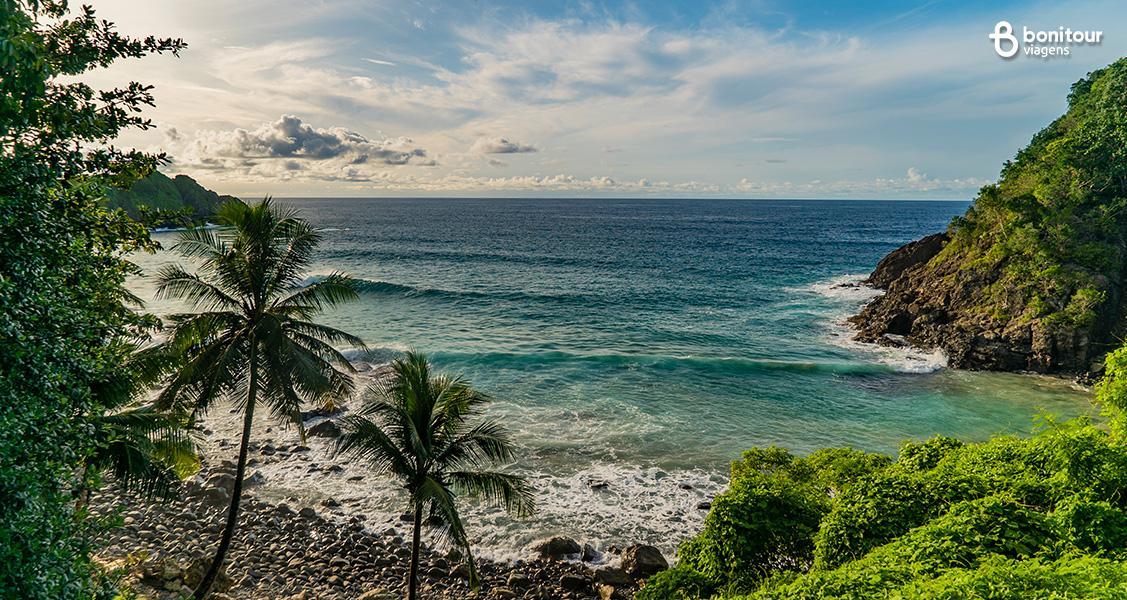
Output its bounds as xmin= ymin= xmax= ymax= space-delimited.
xmin=849 ymin=232 xmax=1113 ymax=377
xmin=92 ymin=459 xmax=663 ymax=599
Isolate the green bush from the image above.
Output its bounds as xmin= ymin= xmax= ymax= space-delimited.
xmin=650 ymin=418 xmax=1127 ymax=599
xmin=637 ymin=563 xmax=716 ymax=600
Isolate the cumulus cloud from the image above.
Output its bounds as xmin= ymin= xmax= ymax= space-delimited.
xmin=183 ymin=115 xmax=429 ymax=165
xmin=471 ymin=137 xmax=538 ymax=154
xmin=167 ymin=115 xmax=435 ymax=183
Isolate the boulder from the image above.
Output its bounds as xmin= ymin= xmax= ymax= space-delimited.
xmin=621 ymin=544 xmax=668 ymax=579
xmin=357 ymin=590 xmax=396 ymax=600
xmin=531 ymin=536 xmax=582 ymax=560
xmin=592 ymin=566 xmax=631 ymax=586
xmin=308 ymin=420 xmax=341 ymax=438
xmin=204 ymin=472 xmax=236 ymax=494
xmin=560 ymin=573 xmax=592 ymax=592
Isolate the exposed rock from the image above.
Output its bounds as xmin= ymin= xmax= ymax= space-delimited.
xmin=307 ymin=420 xmax=341 ymax=438
xmin=205 ymin=472 xmax=237 ymax=494
xmin=357 ymin=589 xmax=395 ymax=600
xmin=561 ymin=573 xmax=592 ymax=592
xmin=532 ymin=536 xmax=582 ymax=560
xmin=93 ymin=460 xmax=629 ymax=600
xmin=864 ymin=232 xmax=949 ymax=289
xmin=592 ymin=566 xmax=631 ymax=586
xmin=621 ymin=544 xmax=668 ymax=579
xmin=849 ymin=230 xmax=1112 ymax=374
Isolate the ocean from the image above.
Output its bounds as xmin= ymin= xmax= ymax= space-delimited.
xmin=128 ymin=198 xmax=1092 ymax=560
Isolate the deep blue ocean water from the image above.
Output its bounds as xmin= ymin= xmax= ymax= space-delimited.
xmin=131 ymin=198 xmax=1092 ymax=557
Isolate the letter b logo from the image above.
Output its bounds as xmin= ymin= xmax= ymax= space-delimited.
xmin=990 ymin=21 xmax=1019 ymax=58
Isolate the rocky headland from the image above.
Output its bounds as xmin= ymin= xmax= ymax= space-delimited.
xmin=849 ymin=61 xmax=1127 ymax=378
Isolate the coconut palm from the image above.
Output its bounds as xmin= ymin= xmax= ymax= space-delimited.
xmin=78 ymin=345 xmax=199 ymax=510
xmin=335 ymin=351 xmax=535 ymax=600
xmin=152 ymin=198 xmax=365 ymax=600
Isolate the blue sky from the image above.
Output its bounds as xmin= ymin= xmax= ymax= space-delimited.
xmin=88 ymin=0 xmax=1127 ymax=198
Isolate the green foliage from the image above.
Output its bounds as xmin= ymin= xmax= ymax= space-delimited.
xmin=638 ymin=563 xmax=716 ymax=600
xmin=151 ymin=198 xmax=363 ymax=599
xmin=106 ymin=171 xmax=229 ymax=224
xmin=655 ymin=420 xmax=1127 ymax=599
xmin=933 ymin=58 xmax=1127 ymax=344
xmin=1096 ymin=345 xmax=1127 ymax=437
xmin=663 ymin=447 xmax=886 ymax=594
xmin=0 ymin=1 xmax=183 ymax=597
xmin=335 ymin=352 xmax=535 ymax=599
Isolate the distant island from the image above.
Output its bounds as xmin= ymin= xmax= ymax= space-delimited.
xmin=107 ymin=171 xmax=236 ymax=227
xmin=850 ymin=58 xmax=1127 ymax=378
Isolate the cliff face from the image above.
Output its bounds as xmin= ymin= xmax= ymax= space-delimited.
xmin=849 ymin=58 xmax=1127 ymax=376
xmin=849 ymin=233 xmax=1119 ymax=374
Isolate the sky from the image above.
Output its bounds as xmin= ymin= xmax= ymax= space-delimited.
xmin=83 ymin=0 xmax=1127 ymax=199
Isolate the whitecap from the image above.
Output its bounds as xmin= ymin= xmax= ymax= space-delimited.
xmin=802 ymin=274 xmax=949 ymax=374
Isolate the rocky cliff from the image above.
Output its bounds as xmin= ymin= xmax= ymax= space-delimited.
xmin=849 ymin=58 xmax=1127 ymax=376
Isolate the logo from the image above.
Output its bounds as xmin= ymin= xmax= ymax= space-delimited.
xmin=989 ymin=20 xmax=1104 ymax=59
xmin=989 ymin=21 xmax=1019 ymax=58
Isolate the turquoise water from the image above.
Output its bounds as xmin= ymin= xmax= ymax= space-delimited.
xmin=129 ymin=198 xmax=1092 ymax=556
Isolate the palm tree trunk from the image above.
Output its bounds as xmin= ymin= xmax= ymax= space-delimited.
xmin=194 ymin=347 xmax=258 ymax=600
xmin=408 ymin=504 xmax=423 ymax=600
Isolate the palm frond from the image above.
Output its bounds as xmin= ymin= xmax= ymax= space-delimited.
xmin=335 ymin=415 xmax=415 ymax=478
xmin=449 ymin=470 xmax=536 ymax=518
xmin=154 ymin=264 xmax=242 ymax=311
xmin=274 ymin=272 xmax=360 ymax=313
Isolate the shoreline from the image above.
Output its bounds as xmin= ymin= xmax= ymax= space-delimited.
xmin=92 ymin=459 xmax=647 ymax=600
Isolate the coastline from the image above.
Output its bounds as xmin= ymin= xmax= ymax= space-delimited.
xmin=92 ymin=460 xmax=643 ymax=600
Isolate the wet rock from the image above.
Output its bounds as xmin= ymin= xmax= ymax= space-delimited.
xmin=621 ymin=544 xmax=668 ymax=579
xmin=531 ymin=536 xmax=582 ymax=560
xmin=560 ymin=573 xmax=592 ymax=592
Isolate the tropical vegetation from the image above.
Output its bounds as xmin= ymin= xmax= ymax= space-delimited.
xmin=639 ymin=361 xmax=1127 ymax=599
xmin=0 ymin=1 xmax=183 ymax=597
xmin=935 ymin=58 xmax=1127 ymax=344
xmin=150 ymin=198 xmax=365 ymax=599
xmin=336 ymin=351 xmax=535 ymax=600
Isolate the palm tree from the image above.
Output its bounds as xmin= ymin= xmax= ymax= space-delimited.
xmin=152 ymin=198 xmax=366 ymax=600
xmin=336 ymin=351 xmax=535 ymax=600
xmin=78 ymin=345 xmax=199 ymax=510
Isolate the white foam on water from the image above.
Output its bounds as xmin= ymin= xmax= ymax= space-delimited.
xmin=801 ymin=274 xmax=949 ymax=374
xmin=194 ymin=403 xmax=724 ymax=564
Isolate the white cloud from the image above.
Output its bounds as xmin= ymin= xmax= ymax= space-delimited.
xmin=80 ymin=0 xmax=1127 ymax=197
xmin=471 ymin=137 xmax=538 ymax=154
xmin=169 ymin=115 xmax=434 ymax=182
xmin=736 ymin=168 xmax=990 ymax=198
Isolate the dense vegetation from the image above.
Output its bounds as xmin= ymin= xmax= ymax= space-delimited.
xmin=6 ymin=1 xmax=1127 ymax=598
xmin=106 ymin=171 xmax=234 ymax=226
xmin=938 ymin=58 xmax=1127 ymax=348
xmin=0 ymin=1 xmax=183 ymax=597
xmin=641 ymin=414 xmax=1127 ymax=598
